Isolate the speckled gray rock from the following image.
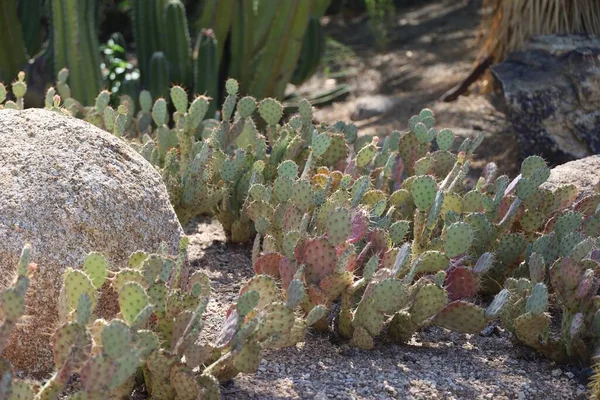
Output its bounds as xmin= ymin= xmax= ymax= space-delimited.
xmin=0 ymin=108 xmax=183 ymax=375
xmin=542 ymin=155 xmax=600 ymax=201
xmin=491 ymin=34 xmax=600 ymax=165
xmin=350 ymin=95 xmax=400 ymax=121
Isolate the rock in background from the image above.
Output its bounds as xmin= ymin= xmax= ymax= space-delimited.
xmin=492 ymin=34 xmax=600 ymax=165
xmin=0 ymin=108 xmax=184 ymax=376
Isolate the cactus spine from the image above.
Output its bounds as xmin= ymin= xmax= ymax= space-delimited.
xmin=51 ymin=0 xmax=103 ymax=105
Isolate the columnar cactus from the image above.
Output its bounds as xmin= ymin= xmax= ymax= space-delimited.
xmin=51 ymin=0 xmax=103 ymax=106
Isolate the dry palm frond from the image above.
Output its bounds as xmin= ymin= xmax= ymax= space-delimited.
xmin=478 ymin=0 xmax=600 ymax=63
xmin=589 ymin=353 xmax=600 ymax=399
xmin=475 ymin=0 xmax=600 ymax=90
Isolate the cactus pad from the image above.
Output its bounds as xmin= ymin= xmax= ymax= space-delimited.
xmin=411 ymin=176 xmax=437 ymax=211
xmin=443 ymin=222 xmax=473 ymax=258
xmin=433 ymin=301 xmax=487 ymax=333
xmin=326 ymin=207 xmax=352 ymax=246
xmin=119 ymin=282 xmax=149 ymax=324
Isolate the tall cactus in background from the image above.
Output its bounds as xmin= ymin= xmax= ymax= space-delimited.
xmin=193 ymin=29 xmax=219 ymax=118
xmin=0 ymin=0 xmax=28 ymax=82
xmin=131 ymin=0 xmax=162 ymax=89
xmin=290 ymin=15 xmax=326 ymax=86
xmin=129 ymin=0 xmax=331 ymax=103
xmin=162 ymin=0 xmax=192 ymax=87
xmin=195 ymin=0 xmax=234 ymax=64
xmin=248 ymin=0 xmax=312 ymax=99
xmin=16 ymin=0 xmax=44 ymax=57
xmin=51 ymin=0 xmax=103 ymax=105
xmin=149 ymin=51 xmax=170 ymax=101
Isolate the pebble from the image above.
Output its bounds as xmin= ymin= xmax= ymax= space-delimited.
xmin=552 ymin=369 xmax=562 ymax=377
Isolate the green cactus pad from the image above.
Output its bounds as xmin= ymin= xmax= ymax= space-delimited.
xmin=292 ymin=180 xmax=314 ymax=212
xmin=560 ymin=231 xmax=586 ymax=258
xmin=568 ymin=237 xmax=594 ymax=262
xmin=553 ymin=211 xmax=583 ymax=240
xmin=319 ymin=272 xmax=353 ymax=300
xmin=168 ymin=364 xmax=199 ymax=400
xmin=128 ymin=251 xmax=148 ymax=269
xmin=520 ymin=156 xmax=547 ymax=178
xmin=433 ymin=301 xmax=487 ymax=333
xmin=349 ymin=326 xmax=374 ymax=350
xmin=441 ymin=193 xmax=462 ymax=220
xmin=410 ymin=283 xmax=448 ymax=325
xmin=520 ymin=210 xmax=546 ymax=232
xmin=236 ymin=290 xmax=260 ymax=317
xmin=119 ymin=282 xmax=149 ymax=324
xmin=152 ymin=98 xmax=168 ymax=126
xmin=170 ymin=86 xmax=188 ymax=114
xmin=312 ymin=133 xmax=332 ymax=157
xmin=258 ymin=98 xmax=283 ymax=126
xmin=388 ymin=311 xmax=416 ymax=343
xmin=526 ymin=283 xmax=548 ymax=315
xmin=436 ymin=128 xmax=455 ymax=151
xmin=140 ymin=255 xmax=164 ymax=285
xmin=485 ymin=288 xmax=510 ymax=319
xmin=514 ymin=312 xmax=550 ymax=347
xmin=411 ymin=176 xmax=437 ymax=211
xmin=76 ymin=293 xmax=92 ymax=326
xmin=63 ymin=269 xmax=97 ymax=310
xmin=356 ymin=143 xmax=377 ymax=168
xmin=188 ymin=96 xmax=210 ymax=129
xmin=326 ymin=207 xmax=352 ymax=246
xmin=410 ymin=251 xmax=449 ymax=277
xmin=241 ymin=275 xmax=279 ymax=309
xmin=369 ymin=279 xmax=407 ymax=313
xmin=51 ymin=322 xmax=90 ymax=369
xmin=389 ymin=220 xmax=411 ymax=244
xmin=551 ymin=184 xmax=579 ymax=212
xmin=443 ymin=222 xmax=474 ymax=258
xmin=531 ymin=233 xmax=559 ymax=266
xmin=414 ymin=156 xmax=434 ymax=176
xmin=321 ymin=134 xmax=349 ymax=166
xmin=256 ymin=302 xmax=295 ymax=341
xmin=273 ymin=176 xmax=294 ymax=202
xmin=146 ymin=283 xmax=168 ymax=316
xmin=495 ymin=233 xmax=526 ymax=265
xmin=237 ymin=96 xmax=257 ymax=119
xmin=1 ymin=288 xmax=25 ymax=321
xmin=412 ymin=122 xmax=429 ymax=144
xmin=101 ymin=319 xmax=132 ymax=360
xmin=306 ymin=304 xmax=328 ymax=326
xmin=285 ymin=279 xmax=305 ymax=309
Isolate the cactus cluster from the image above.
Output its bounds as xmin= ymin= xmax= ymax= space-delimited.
xmin=2 ymin=70 xmax=600 ymax=379
xmin=0 ymin=240 xmax=326 ymax=399
xmin=233 ymin=104 xmax=600 ymax=358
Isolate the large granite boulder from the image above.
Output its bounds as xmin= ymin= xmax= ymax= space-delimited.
xmin=0 ymin=108 xmax=184 ymax=375
xmin=542 ymin=155 xmax=600 ymax=201
xmin=491 ymin=34 xmax=600 ymax=165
